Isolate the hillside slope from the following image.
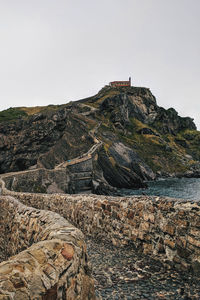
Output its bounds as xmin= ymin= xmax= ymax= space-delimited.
xmin=0 ymin=85 xmax=199 ymax=194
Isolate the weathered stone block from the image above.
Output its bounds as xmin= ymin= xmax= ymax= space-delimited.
xmin=127 ymin=209 xmax=134 ymax=219
xmin=192 ymin=260 xmax=200 ymax=274
xmin=29 ymin=248 xmax=47 ymax=264
xmin=143 ymin=212 xmax=155 ymax=223
xmin=188 ymin=236 xmax=200 ymax=248
xmin=178 ymin=210 xmax=186 ymax=218
xmin=156 ymin=241 xmax=165 ymax=254
xmin=10 ymin=274 xmax=26 ymax=289
xmin=138 ymin=231 xmax=145 ymax=240
xmin=163 ymin=224 xmax=175 ymax=236
xmin=164 ymin=239 xmax=175 ymax=249
xmin=14 ymin=290 xmax=29 ymax=300
xmin=190 ymin=214 xmax=200 ymax=227
xmin=177 ymin=245 xmax=192 ymax=259
xmin=139 ymin=221 xmax=150 ymax=232
xmin=42 ymin=284 xmax=57 ymax=300
xmin=190 ymin=228 xmax=200 ymax=238
xmin=158 ymin=201 xmax=174 ymax=211
xmin=176 ymin=236 xmax=187 ymax=248
xmin=0 ymin=295 xmax=12 ymax=300
xmin=165 ymin=246 xmax=176 ymax=261
xmin=61 ymin=244 xmax=74 ymax=261
xmin=174 ymin=218 xmax=189 ymax=228
xmin=143 ymin=243 xmax=152 ymax=254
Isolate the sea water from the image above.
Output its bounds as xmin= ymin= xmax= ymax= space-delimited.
xmin=120 ymin=177 xmax=200 ymax=201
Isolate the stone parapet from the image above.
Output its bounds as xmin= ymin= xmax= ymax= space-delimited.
xmin=1 ymin=168 xmax=69 ymax=194
xmin=1 ymin=177 xmax=200 ymax=274
xmin=0 ymin=195 xmax=95 ymax=299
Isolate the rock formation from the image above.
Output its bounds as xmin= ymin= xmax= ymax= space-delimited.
xmin=0 ymin=85 xmax=199 ymax=194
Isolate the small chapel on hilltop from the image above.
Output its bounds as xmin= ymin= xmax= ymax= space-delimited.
xmin=109 ymin=77 xmax=131 ymax=87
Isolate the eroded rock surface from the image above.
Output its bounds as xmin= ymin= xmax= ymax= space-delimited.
xmin=0 ymin=85 xmax=199 ymax=194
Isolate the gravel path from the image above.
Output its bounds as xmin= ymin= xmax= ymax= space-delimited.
xmin=86 ymin=237 xmax=200 ymax=300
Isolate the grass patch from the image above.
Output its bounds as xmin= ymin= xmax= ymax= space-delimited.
xmin=119 ymin=129 xmax=189 ymax=174
xmin=0 ymin=107 xmax=28 ymax=122
xmin=109 ymin=156 xmax=116 ymax=166
xmin=104 ymin=143 xmax=110 ymax=152
xmin=95 ymin=90 xmax=120 ymax=104
xmin=20 ymin=104 xmax=68 ymax=115
xmin=19 ymin=106 xmax=46 ymax=115
xmin=130 ymin=118 xmax=146 ymax=131
xmin=85 ymin=88 xmax=120 ymax=108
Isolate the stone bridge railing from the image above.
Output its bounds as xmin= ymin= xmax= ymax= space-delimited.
xmin=0 ymin=194 xmax=95 ymax=299
xmin=1 ymin=176 xmax=200 ymax=275
xmin=0 ymin=167 xmax=70 ymax=194
xmin=55 ymin=122 xmax=102 ymax=170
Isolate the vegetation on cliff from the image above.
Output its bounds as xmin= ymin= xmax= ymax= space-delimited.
xmin=0 ymin=85 xmax=199 ymax=193
xmin=0 ymin=107 xmax=27 ymax=122
xmin=82 ymin=86 xmax=199 ymax=178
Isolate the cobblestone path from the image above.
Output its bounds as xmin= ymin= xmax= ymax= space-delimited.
xmin=86 ymin=237 xmax=200 ymax=300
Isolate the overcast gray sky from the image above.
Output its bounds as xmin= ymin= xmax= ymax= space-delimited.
xmin=0 ymin=0 xmax=199 ymax=129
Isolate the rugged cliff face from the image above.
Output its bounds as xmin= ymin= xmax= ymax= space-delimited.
xmin=86 ymin=86 xmax=199 ymax=179
xmin=0 ymin=105 xmax=93 ymax=172
xmin=0 ymin=85 xmax=199 ymax=194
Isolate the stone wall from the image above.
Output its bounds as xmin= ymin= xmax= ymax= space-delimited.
xmin=0 ymin=195 xmax=95 ymax=299
xmin=2 ymin=159 xmax=95 ymax=194
xmin=2 ymin=168 xmax=70 ymax=194
xmin=1 ymin=177 xmax=200 ymax=274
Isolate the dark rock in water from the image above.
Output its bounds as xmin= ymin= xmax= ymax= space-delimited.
xmin=108 ymin=142 xmax=156 ymax=182
xmin=92 ymin=180 xmax=119 ymax=196
xmin=177 ymin=163 xmax=200 ymax=178
xmin=96 ymin=147 xmax=147 ymax=189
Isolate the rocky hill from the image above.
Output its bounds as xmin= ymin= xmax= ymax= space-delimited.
xmin=0 ymin=85 xmax=199 ymax=194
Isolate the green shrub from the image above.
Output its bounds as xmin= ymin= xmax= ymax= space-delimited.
xmin=0 ymin=107 xmax=27 ymax=122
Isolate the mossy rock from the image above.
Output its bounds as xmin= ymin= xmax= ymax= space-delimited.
xmin=0 ymin=108 xmax=27 ymax=122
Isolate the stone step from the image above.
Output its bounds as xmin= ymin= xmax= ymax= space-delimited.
xmin=70 ymin=172 xmax=92 ymax=179
xmin=74 ymin=180 xmax=92 ymax=189
xmin=72 ymin=177 xmax=92 ymax=181
xmin=71 ymin=171 xmax=92 ymax=175
xmin=78 ymin=186 xmax=92 ymax=191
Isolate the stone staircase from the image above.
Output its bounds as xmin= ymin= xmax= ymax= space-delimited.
xmin=69 ymin=171 xmax=93 ymax=194
xmin=67 ymin=158 xmax=94 ymax=194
